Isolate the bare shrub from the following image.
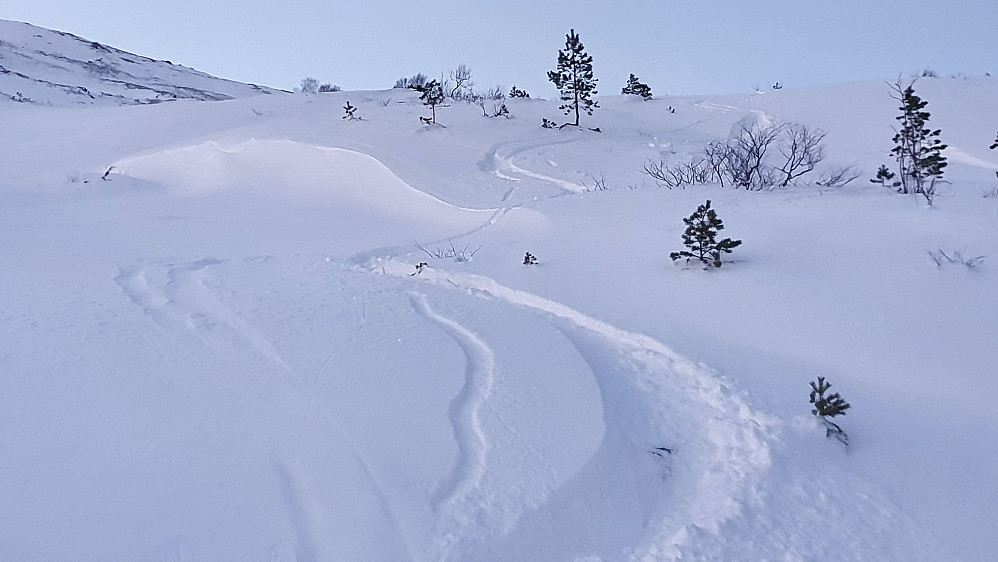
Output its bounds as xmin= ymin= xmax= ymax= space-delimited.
xmin=777 ymin=124 xmax=826 ymax=187
xmin=816 ymin=166 xmax=860 ymax=187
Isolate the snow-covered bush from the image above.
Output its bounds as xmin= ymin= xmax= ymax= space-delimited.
xmin=809 ymin=376 xmax=850 ymax=445
xmin=670 ymin=200 xmax=741 ymax=268
xmin=319 ymin=83 xmax=340 ymax=93
xmin=523 ymin=252 xmax=538 ymax=265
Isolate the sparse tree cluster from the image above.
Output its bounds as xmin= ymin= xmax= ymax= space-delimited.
xmin=621 ymin=73 xmax=652 ymax=100
xmin=547 ymin=29 xmax=598 ymax=127
xmin=889 ymin=79 xmax=948 ymax=204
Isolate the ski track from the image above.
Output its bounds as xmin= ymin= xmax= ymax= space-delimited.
xmin=481 ymin=138 xmax=589 ymax=195
xmin=374 ymin=260 xmax=776 ymax=557
xmin=410 ymin=292 xmax=497 ymax=557
xmin=115 ymin=257 xmax=411 ymax=559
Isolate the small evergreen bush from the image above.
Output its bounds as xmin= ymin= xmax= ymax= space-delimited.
xmin=809 ymin=376 xmax=851 ymax=445
xmin=621 ymin=73 xmax=652 ymax=100
xmin=670 ymin=200 xmax=741 ymax=268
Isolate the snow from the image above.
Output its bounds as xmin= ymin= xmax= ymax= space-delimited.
xmin=2 ymin=29 xmax=997 ymax=559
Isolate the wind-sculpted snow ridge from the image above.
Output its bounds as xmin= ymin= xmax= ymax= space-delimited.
xmin=373 ymin=259 xmax=775 ymax=558
xmin=0 ymin=19 xmax=280 ymax=106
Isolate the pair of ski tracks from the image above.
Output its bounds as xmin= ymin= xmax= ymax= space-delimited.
xmin=372 ymin=259 xmax=776 ymax=559
xmin=114 ymin=258 xmax=412 ymax=561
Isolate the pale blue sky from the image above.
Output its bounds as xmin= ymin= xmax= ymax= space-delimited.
xmin=5 ymin=1 xmax=995 ymax=95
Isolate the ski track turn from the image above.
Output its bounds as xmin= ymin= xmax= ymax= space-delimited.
xmin=373 ymin=259 xmax=776 ymax=558
xmin=410 ymin=293 xmax=498 ymax=557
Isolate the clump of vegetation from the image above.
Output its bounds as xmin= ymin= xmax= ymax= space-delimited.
xmin=342 ymin=101 xmax=359 ymax=120
xmin=523 ymin=252 xmax=538 ymax=265
xmin=669 ymin=200 xmax=741 ymax=269
xmin=509 ymin=85 xmax=530 ymax=99
xmin=621 ymin=73 xmax=652 ymax=100
xmin=643 ymin=122 xmax=827 ymax=190
xmin=809 ymin=376 xmax=851 ymax=445
xmin=870 ymin=164 xmax=896 ymax=186
xmin=419 ymin=80 xmax=445 ymax=125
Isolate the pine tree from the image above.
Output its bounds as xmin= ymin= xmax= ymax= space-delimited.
xmin=889 ymin=80 xmax=948 ymax=203
xmin=670 ymin=200 xmax=741 ymax=268
xmin=809 ymin=376 xmax=851 ymax=445
xmin=870 ymin=164 xmax=895 ymax=186
xmin=547 ymin=29 xmax=598 ymax=127
xmin=621 ymin=73 xmax=652 ymax=100
xmin=420 ymin=79 xmax=444 ymax=124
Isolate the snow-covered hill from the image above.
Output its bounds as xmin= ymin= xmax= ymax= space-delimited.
xmin=2 ymin=29 xmax=997 ymax=560
xmin=0 ymin=20 xmax=280 ymax=106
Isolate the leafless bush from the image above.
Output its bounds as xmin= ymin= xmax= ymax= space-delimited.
xmin=448 ymin=64 xmax=474 ymax=98
xmin=583 ymin=174 xmax=609 ymax=191
xmin=648 ymin=122 xmax=826 ymax=190
xmin=727 ymin=124 xmax=783 ymax=190
xmin=777 ymin=124 xmax=826 ymax=186
xmin=299 ymin=77 xmax=319 ymax=94
xmin=642 ymin=159 xmax=712 ymax=189
xmin=417 ymin=241 xmax=481 ymax=263
xmin=816 ymin=166 xmax=860 ymax=187
xmin=928 ymin=250 xmax=985 ymax=270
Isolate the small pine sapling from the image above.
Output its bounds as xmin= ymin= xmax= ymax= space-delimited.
xmin=870 ymin=164 xmax=896 ymax=186
xmin=523 ymin=252 xmax=538 ymax=265
xmin=621 ymin=73 xmax=653 ymax=100
xmin=541 ymin=118 xmax=557 ymax=129
xmin=509 ymin=85 xmax=530 ymax=99
xmin=670 ymin=200 xmax=742 ymax=268
xmin=809 ymin=376 xmax=851 ymax=445
xmin=991 ymin=132 xmax=998 ymax=150
xmin=342 ymin=101 xmax=359 ymax=120
xmin=419 ymin=80 xmax=445 ymax=125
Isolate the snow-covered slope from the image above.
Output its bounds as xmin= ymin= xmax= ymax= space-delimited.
xmin=1 ymin=47 xmax=997 ymax=560
xmin=0 ymin=20 xmax=280 ymax=106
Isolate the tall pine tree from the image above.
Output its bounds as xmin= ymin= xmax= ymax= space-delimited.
xmin=547 ymin=29 xmax=598 ymax=127
xmin=889 ymin=80 xmax=948 ymax=203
